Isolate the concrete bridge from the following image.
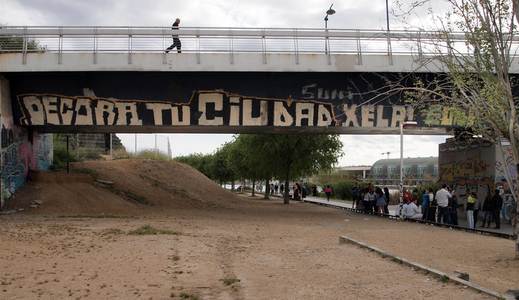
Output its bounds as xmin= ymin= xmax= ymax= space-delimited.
xmin=3 ymin=26 xmax=519 ymax=73
xmin=0 ymin=26 xmax=515 ymax=202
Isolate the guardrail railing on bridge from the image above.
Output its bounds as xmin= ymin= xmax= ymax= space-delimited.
xmin=0 ymin=26 xmax=517 ymax=65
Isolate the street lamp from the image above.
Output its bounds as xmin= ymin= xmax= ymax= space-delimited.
xmin=399 ymin=121 xmax=418 ymax=216
xmin=324 ymin=4 xmax=336 ymax=54
xmin=385 ymin=0 xmax=390 ymax=32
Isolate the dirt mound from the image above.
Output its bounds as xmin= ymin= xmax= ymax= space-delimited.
xmin=11 ymin=159 xmax=241 ymax=215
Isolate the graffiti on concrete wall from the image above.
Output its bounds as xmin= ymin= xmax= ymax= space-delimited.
xmin=0 ymin=77 xmax=53 ymax=207
xmin=439 ymin=158 xmax=493 ymax=186
xmin=17 ymin=91 xmax=419 ymax=129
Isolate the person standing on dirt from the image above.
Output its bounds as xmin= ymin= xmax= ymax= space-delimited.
xmin=324 ymin=185 xmax=333 ymax=201
xmin=481 ymin=192 xmax=495 ymax=228
xmin=363 ymin=188 xmax=375 ymax=214
xmin=435 ymin=184 xmax=451 ymax=224
xmin=383 ymin=187 xmax=390 ymax=214
xmin=165 ymin=18 xmax=182 ymax=53
xmin=375 ymin=187 xmax=386 ymax=214
xmin=492 ymin=189 xmax=503 ymax=229
xmin=466 ymin=192 xmax=476 ymax=229
xmin=421 ymin=189 xmax=430 ymax=221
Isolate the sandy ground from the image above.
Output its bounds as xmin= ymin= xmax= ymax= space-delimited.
xmin=0 ymin=197 xmax=500 ymax=300
xmin=338 ymin=207 xmax=519 ymax=294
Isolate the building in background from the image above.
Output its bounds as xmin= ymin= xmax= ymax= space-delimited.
xmin=371 ymin=157 xmax=438 ymax=186
xmin=335 ymin=166 xmax=372 ymax=180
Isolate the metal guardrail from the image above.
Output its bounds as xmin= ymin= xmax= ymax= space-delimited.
xmin=2 ymin=26 xmax=517 ymax=62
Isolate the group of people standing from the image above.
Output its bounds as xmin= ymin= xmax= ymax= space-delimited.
xmin=352 ymin=185 xmax=391 ymax=215
xmin=351 ymin=183 xmax=504 ymax=230
xmin=421 ymin=184 xmax=503 ymax=229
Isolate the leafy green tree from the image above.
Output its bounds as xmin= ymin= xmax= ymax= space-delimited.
xmin=273 ymin=134 xmax=343 ymax=204
xmin=210 ymin=142 xmax=236 ymax=186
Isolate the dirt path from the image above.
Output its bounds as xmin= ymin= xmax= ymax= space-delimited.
xmin=338 ymin=210 xmax=519 ymax=294
xmin=0 ymin=197 xmax=497 ymax=299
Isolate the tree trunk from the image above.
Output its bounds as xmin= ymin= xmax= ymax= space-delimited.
xmin=264 ymin=179 xmax=270 ymax=199
xmin=515 ymin=163 xmax=519 ymax=258
xmin=252 ymin=180 xmax=256 ymax=197
xmin=231 ymin=180 xmax=235 ymax=191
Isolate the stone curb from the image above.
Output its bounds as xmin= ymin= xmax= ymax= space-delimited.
xmin=339 ymin=235 xmax=511 ymax=300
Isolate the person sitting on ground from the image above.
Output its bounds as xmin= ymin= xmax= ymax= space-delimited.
xmin=324 ymin=185 xmax=333 ymax=201
xmin=403 ymin=199 xmax=423 ymax=219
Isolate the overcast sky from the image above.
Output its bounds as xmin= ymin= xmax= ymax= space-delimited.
xmin=1 ymin=0 xmax=451 ymax=166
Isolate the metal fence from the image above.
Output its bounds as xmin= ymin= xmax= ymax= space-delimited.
xmin=2 ymin=26 xmax=516 ymax=60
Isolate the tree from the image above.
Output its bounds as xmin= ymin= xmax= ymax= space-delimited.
xmin=210 ymin=142 xmax=236 ymax=186
xmin=394 ymin=0 xmax=519 ymax=257
xmin=267 ymin=134 xmax=343 ymax=204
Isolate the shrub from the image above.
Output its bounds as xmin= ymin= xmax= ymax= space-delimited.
xmin=331 ymin=181 xmax=356 ymax=200
xmin=130 ymin=149 xmax=171 ymax=161
xmin=53 ymin=146 xmax=77 ymax=169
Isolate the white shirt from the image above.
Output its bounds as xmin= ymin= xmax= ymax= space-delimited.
xmin=364 ymin=192 xmax=375 ymax=202
xmin=435 ymin=188 xmax=451 ymax=207
xmin=403 ymin=202 xmax=421 ymax=218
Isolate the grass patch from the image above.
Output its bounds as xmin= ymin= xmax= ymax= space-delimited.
xmin=179 ymin=292 xmax=199 ymax=300
xmin=128 ymin=225 xmax=178 ymax=236
xmin=220 ymin=277 xmax=240 ymax=286
xmin=440 ymin=275 xmax=450 ymax=283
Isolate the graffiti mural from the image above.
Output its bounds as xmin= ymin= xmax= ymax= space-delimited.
xmin=5 ymin=72 xmax=466 ymax=133
xmin=0 ymin=76 xmax=53 ymax=208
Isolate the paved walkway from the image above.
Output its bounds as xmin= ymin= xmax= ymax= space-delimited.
xmin=300 ymin=195 xmax=514 ymax=236
xmin=233 ymin=189 xmax=514 ymax=236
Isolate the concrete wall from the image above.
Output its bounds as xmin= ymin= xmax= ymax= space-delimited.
xmin=438 ymin=139 xmax=509 ymax=207
xmin=0 ymin=75 xmax=52 ymax=208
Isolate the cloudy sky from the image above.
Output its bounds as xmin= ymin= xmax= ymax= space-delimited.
xmin=1 ymin=0 xmax=451 ymax=166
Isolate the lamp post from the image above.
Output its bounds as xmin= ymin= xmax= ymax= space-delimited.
xmin=324 ymin=4 xmax=336 ymax=54
xmin=385 ymin=0 xmax=390 ymax=32
xmin=399 ymin=121 xmax=418 ymax=216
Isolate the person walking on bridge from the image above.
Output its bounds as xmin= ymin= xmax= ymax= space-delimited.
xmin=165 ymin=18 xmax=182 ymax=53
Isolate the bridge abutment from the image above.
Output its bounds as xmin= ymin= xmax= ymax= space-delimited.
xmin=0 ymin=75 xmax=52 ymax=209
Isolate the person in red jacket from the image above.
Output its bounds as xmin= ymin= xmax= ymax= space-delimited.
xmin=324 ymin=185 xmax=333 ymax=201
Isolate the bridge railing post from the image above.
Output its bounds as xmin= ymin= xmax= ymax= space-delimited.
xmin=326 ymin=29 xmax=331 ymax=65
xmin=261 ymin=29 xmax=267 ymax=65
xmin=196 ymin=29 xmax=201 ymax=65
xmin=387 ymin=29 xmax=393 ymax=65
xmin=58 ymin=27 xmax=63 ymax=65
xmin=162 ymin=28 xmax=167 ymax=64
xmin=93 ymin=27 xmax=98 ymax=64
xmin=22 ymin=26 xmax=28 ymax=65
xmin=229 ymin=28 xmax=234 ymax=65
xmin=356 ymin=29 xmax=363 ymax=65
xmin=293 ymin=28 xmax=299 ymax=65
xmin=128 ymin=28 xmax=133 ymax=65
xmin=417 ymin=30 xmax=423 ymax=60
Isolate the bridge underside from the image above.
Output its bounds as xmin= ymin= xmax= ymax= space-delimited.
xmin=1 ymin=71 xmax=456 ymax=135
